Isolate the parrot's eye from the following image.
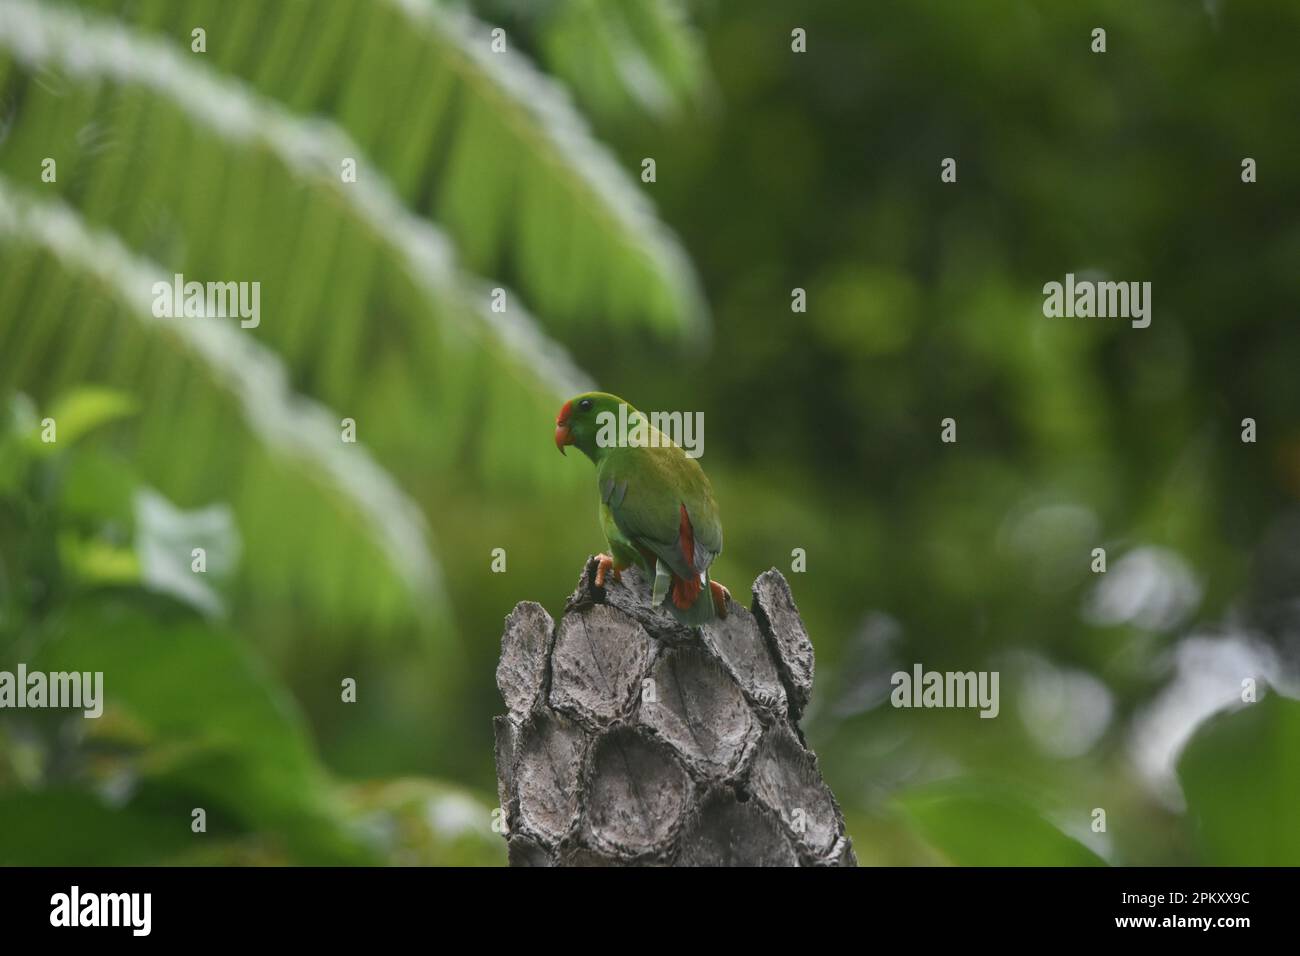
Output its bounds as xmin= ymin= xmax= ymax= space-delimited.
xmin=578 ymin=398 xmax=593 ymax=412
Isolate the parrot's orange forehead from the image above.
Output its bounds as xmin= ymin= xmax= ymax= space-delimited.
xmin=556 ymin=400 xmax=573 ymax=424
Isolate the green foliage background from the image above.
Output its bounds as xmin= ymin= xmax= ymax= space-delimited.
xmin=1 ymin=0 xmax=1297 ymax=865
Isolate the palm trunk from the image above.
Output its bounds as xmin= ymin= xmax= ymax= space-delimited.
xmin=494 ymin=557 xmax=856 ymax=866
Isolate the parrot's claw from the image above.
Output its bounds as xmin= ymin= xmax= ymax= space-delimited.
xmin=710 ymin=580 xmax=731 ymax=619
xmin=594 ymin=554 xmax=622 ymax=588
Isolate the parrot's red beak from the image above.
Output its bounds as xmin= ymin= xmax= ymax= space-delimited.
xmin=555 ymin=401 xmax=575 ymax=455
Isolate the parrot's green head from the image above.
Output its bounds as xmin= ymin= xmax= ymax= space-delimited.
xmin=555 ymin=391 xmax=629 ymax=462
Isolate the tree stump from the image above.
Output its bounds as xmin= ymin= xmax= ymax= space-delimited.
xmin=493 ymin=557 xmax=856 ymax=866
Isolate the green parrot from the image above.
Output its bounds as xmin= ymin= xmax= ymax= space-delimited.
xmin=555 ymin=392 xmax=730 ymax=625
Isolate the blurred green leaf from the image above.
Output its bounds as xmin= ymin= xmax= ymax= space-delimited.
xmin=57 ymin=533 xmax=139 ymax=587
xmin=0 ymin=788 xmax=200 ymax=865
xmin=1178 ymin=694 xmax=1300 ymax=866
xmin=27 ymin=387 xmax=137 ymax=455
xmin=535 ymin=0 xmax=712 ymax=122
xmin=53 ymin=0 xmax=707 ymax=339
xmin=896 ymin=781 xmax=1107 ymax=866
xmin=0 ymin=183 xmax=447 ymax=633
xmin=29 ymin=596 xmax=378 ymax=864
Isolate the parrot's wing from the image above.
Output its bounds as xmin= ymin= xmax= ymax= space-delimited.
xmin=601 ymin=443 xmax=722 ymax=583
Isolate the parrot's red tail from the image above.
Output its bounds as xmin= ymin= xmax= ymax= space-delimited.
xmin=672 ymin=503 xmax=704 ymax=609
xmin=670 ymin=571 xmax=702 ymax=610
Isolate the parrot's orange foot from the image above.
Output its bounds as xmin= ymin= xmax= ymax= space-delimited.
xmin=710 ymin=580 xmax=731 ymax=619
xmin=594 ymin=554 xmax=623 ymax=588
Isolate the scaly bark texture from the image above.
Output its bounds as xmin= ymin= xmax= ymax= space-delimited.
xmin=494 ymin=557 xmax=856 ymax=866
